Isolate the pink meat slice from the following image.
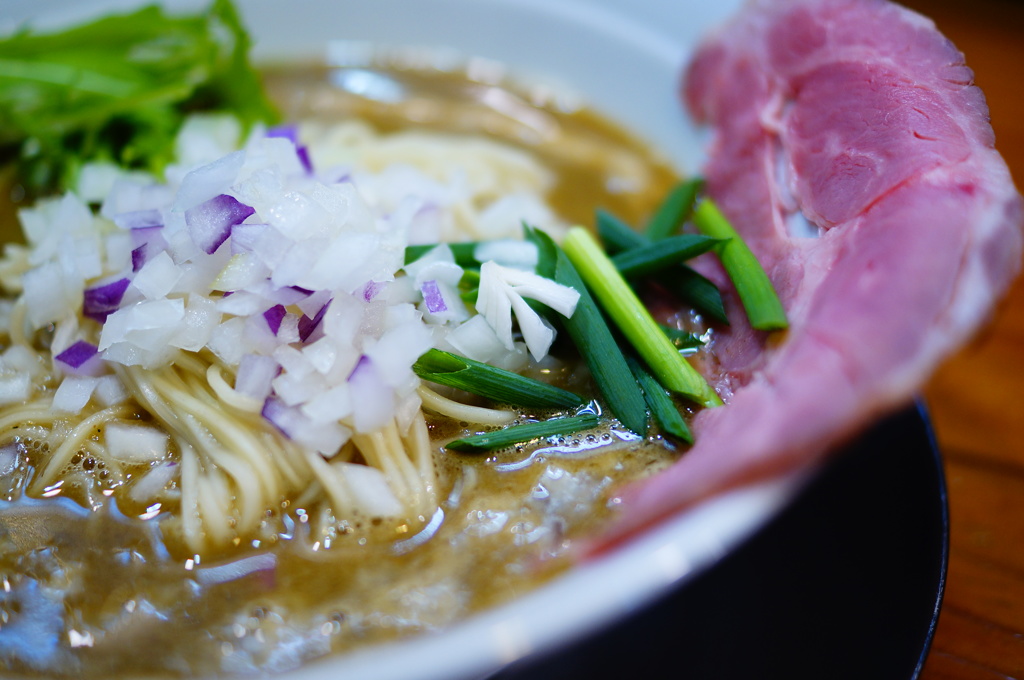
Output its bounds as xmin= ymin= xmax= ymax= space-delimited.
xmin=599 ymin=0 xmax=1023 ymax=545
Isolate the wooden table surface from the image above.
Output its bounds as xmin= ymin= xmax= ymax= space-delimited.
xmin=893 ymin=1 xmax=1024 ymax=677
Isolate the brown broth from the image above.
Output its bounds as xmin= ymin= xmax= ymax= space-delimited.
xmin=0 ymin=64 xmax=693 ymax=678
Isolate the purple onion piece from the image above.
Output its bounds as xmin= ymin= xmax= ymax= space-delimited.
xmin=298 ymin=300 xmax=331 ymax=343
xmin=263 ymin=304 xmax=287 ymax=335
xmin=347 ymin=354 xmax=372 ymax=381
xmin=131 ymin=224 xmax=169 ymax=249
xmin=266 ymin=125 xmax=299 ymax=144
xmin=83 ymin=278 xmax=130 ymax=322
xmin=114 ymin=209 xmax=162 ymax=231
xmin=131 ymin=245 xmax=148 ymax=273
xmin=262 ymin=397 xmax=299 ymax=440
xmin=363 ymin=281 xmax=384 ymax=302
xmin=55 ymin=340 xmax=99 ymax=369
xmin=296 ymin=145 xmax=313 ymax=175
xmin=185 ymin=194 xmax=255 ymax=255
xmin=235 ymin=354 xmax=279 ymax=402
xmin=130 ymin=227 xmax=169 ymax=272
xmin=421 ymin=280 xmax=448 ymax=313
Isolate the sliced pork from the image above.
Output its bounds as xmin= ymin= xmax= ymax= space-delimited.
xmin=603 ymin=0 xmax=1023 ymax=542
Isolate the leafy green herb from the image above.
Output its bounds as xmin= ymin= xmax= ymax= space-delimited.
xmin=596 ymin=208 xmax=728 ymax=324
xmin=445 ymin=414 xmax=600 ymax=453
xmin=525 ymin=226 xmax=648 ymax=435
xmin=0 ymin=0 xmax=278 ymax=195
xmin=562 ymin=227 xmax=721 ymax=408
xmin=693 ymin=199 xmax=788 ymax=331
xmin=413 ymin=348 xmax=584 ymax=409
xmin=627 ymin=357 xmax=693 ymax=444
xmin=644 ymin=177 xmax=704 ymax=241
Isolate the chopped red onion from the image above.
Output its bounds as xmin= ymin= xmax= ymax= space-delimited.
xmin=55 ymin=340 xmax=99 ymax=370
xmin=129 ymin=226 xmax=170 ymax=272
xmin=421 ymin=280 xmax=447 ymax=313
xmin=83 ymin=277 xmax=130 ymax=322
xmin=347 ymin=355 xmax=394 ymax=432
xmin=131 ymin=245 xmax=148 ymax=273
xmin=265 ymin=126 xmax=312 ymax=175
xmin=363 ymin=281 xmax=384 ymax=302
xmin=266 ymin=125 xmax=298 ymax=144
xmin=130 ymin=224 xmax=168 ymax=248
xmin=113 ymin=209 xmax=162 ymax=231
xmin=348 ymin=354 xmax=372 ymax=381
xmin=185 ymin=194 xmax=255 ymax=255
xmin=262 ymin=396 xmax=298 ymax=439
xmin=235 ymin=354 xmax=279 ymax=402
xmin=296 ymin=146 xmax=313 ymax=174
xmin=298 ymin=300 xmax=330 ymax=343
xmin=263 ymin=304 xmax=287 ymax=335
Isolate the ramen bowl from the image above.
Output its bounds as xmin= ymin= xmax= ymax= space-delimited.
xmin=0 ymin=1 xmax=948 ymax=678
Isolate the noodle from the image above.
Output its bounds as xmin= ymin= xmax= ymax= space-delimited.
xmin=417 ymin=384 xmax=516 ymax=425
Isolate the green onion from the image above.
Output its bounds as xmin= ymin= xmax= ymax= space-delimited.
xmin=693 ymin=199 xmax=788 ymax=331
xmin=404 ymin=242 xmax=481 ymax=268
xmin=413 ymin=349 xmax=584 ymax=409
xmin=445 ymin=414 xmax=600 ymax=453
xmin=645 ymin=178 xmax=705 ymax=241
xmin=562 ymin=227 xmax=721 ymax=408
xmin=611 ymin=234 xmax=723 ymax=278
xmin=596 ymin=209 xmax=643 ymax=254
xmin=652 ymin=268 xmax=728 ymax=325
xmin=525 ymin=226 xmax=649 ymax=435
xmin=596 ymin=208 xmax=728 ymax=324
xmin=627 ymin=357 xmax=693 ymax=444
xmin=458 ymin=269 xmax=480 ymax=303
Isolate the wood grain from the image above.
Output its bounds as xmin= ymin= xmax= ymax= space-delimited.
xmin=896 ymin=0 xmax=1024 ymax=677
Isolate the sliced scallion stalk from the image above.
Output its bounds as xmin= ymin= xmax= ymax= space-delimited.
xmin=645 ymin=177 xmax=705 ymax=241
xmin=597 ymin=208 xmax=728 ymax=324
xmin=562 ymin=227 xmax=721 ymax=408
xmin=611 ymin=234 xmax=722 ymax=278
xmin=445 ymin=414 xmax=600 ymax=453
xmin=627 ymin=356 xmax=693 ymax=444
xmin=596 ymin=209 xmax=642 ymax=254
xmin=413 ymin=348 xmax=584 ymax=409
xmin=524 ymin=226 xmax=648 ymax=435
xmin=652 ymin=267 xmax=728 ymax=325
xmin=692 ymin=199 xmax=788 ymax=331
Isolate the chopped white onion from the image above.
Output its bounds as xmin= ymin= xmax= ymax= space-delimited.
xmin=0 ymin=373 xmax=31 ymax=405
xmin=339 ymin=462 xmax=404 ymax=517
xmin=104 ymin=423 xmax=170 ymax=464
xmin=6 ymin=114 xmax=573 ymax=462
xmin=51 ymin=376 xmax=99 ymax=413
